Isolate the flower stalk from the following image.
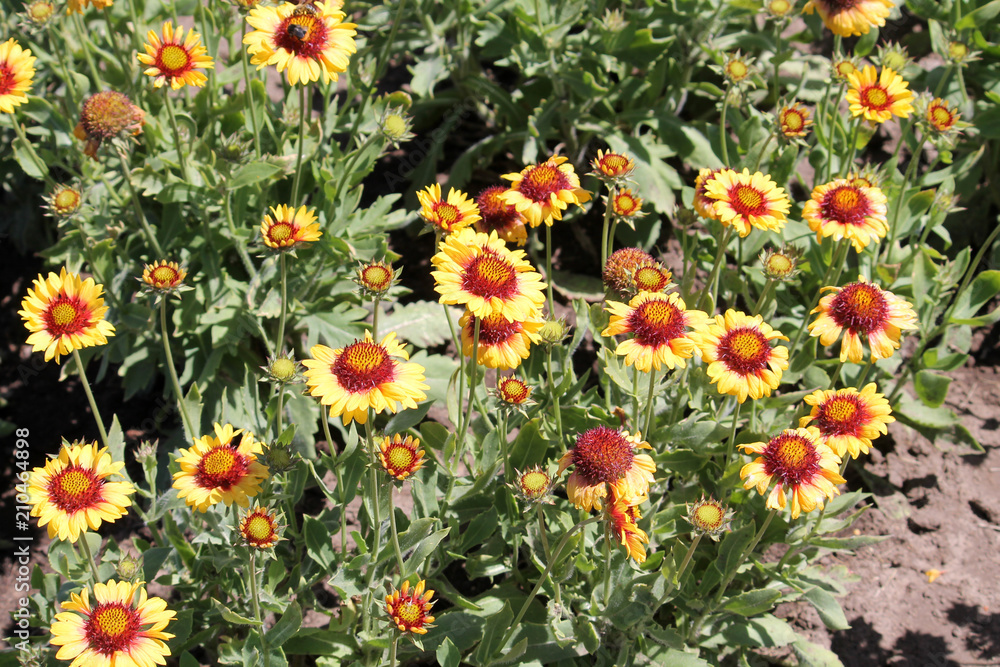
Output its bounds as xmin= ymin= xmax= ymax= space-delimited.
xmin=72 ymin=348 xmax=109 ymax=449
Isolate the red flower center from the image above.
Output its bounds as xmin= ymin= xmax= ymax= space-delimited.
xmin=333 ymin=340 xmax=396 ymax=393
xmin=862 ymin=86 xmax=889 ymax=110
xmin=275 ymin=13 xmax=328 ymax=58
xmin=498 ymin=378 xmax=530 ymax=404
xmin=360 ymin=264 xmax=392 ymax=291
xmin=518 ymin=164 xmax=571 ymax=203
xmin=632 ymin=265 xmax=669 ymax=292
xmin=730 ymin=184 xmax=766 ymax=217
xmin=762 ymin=433 xmax=821 ymax=485
xmin=386 ymin=443 xmax=416 ymax=472
xmin=461 ymin=251 xmax=517 ymax=300
xmin=433 ymin=202 xmax=460 ymax=228
xmin=718 ymin=327 xmax=771 ymax=375
xmin=53 ymin=188 xmax=81 ymax=212
xmin=816 ymin=395 xmax=867 ymax=435
xmin=571 ymin=426 xmax=635 ymax=485
xmin=196 ymin=445 xmax=250 ymax=490
xmin=825 ymin=0 xmax=860 ymax=10
xmin=472 ymin=313 xmax=521 ymax=346
xmin=158 ymin=44 xmax=191 ymax=75
xmin=267 ymin=221 xmax=295 ymax=244
xmin=395 ymin=600 xmax=424 ymax=626
xmin=520 ymin=470 xmax=549 ymax=496
xmin=48 ymin=466 xmax=101 ymax=512
xmin=44 ymin=297 xmax=91 ymax=338
xmin=821 ymin=185 xmax=870 ymax=225
xmin=85 ymin=602 xmax=140 ymax=656
xmin=929 ymin=105 xmax=954 ymax=130
xmin=629 ymin=300 xmax=686 ymax=347
xmin=81 ymin=91 xmax=138 ymax=140
xmin=151 ymin=265 xmax=179 ymax=286
xmin=830 ymin=282 xmax=887 ymax=334
xmin=0 ymin=64 xmax=13 ymax=96
xmin=783 ymin=110 xmax=804 ymax=131
xmin=476 ymin=186 xmax=520 ymax=229
xmin=597 ymin=153 xmax=631 ymax=177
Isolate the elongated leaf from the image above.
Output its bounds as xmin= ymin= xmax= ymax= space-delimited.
xmin=724 ymin=588 xmax=781 ymax=616
xmin=212 ymin=598 xmax=260 ymax=626
xmin=265 ymin=602 xmax=302 ymax=647
xmin=914 ymin=370 xmax=952 ymax=408
xmin=793 ymin=639 xmax=845 ymax=667
xmin=803 ymin=588 xmax=850 ymax=630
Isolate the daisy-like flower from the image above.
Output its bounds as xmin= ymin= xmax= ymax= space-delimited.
xmin=19 ymin=0 xmax=58 ymax=31
xmin=722 ymin=51 xmax=754 ymax=85
xmin=303 ymin=332 xmax=429 ymax=426
xmin=172 ymin=423 xmax=270 ymax=512
xmin=803 ymin=178 xmax=889 ymax=252
xmin=495 ymin=375 xmax=534 ymax=408
xmin=138 ymin=22 xmax=214 ymax=90
xmin=354 ymin=259 xmax=397 ymax=300
xmin=431 ymin=228 xmax=547 ymax=323
xmin=49 ymin=580 xmax=175 ymax=667
xmin=557 ymin=427 xmax=656 ymax=512
xmin=603 ymin=247 xmax=655 ymax=294
xmin=475 ymin=185 xmax=527 ymax=247
xmin=832 ymin=56 xmax=859 ymax=82
xmin=632 ymin=262 xmax=672 ymax=294
xmin=846 ymin=65 xmax=914 ymax=124
xmin=765 ymin=0 xmax=795 ymax=17
xmin=378 ymin=434 xmax=426 ymax=481
xmin=500 ymin=155 xmax=592 ymax=228
xmin=260 ymin=204 xmax=322 ymax=250
xmin=704 ymin=169 xmax=790 ymax=237
xmin=778 ymin=102 xmax=813 ymax=138
xmin=925 ymin=97 xmax=960 ymax=133
xmin=18 ymin=268 xmax=116 ymax=363
xmin=800 ymin=383 xmax=894 ymax=459
xmin=43 ymin=184 xmax=84 ymax=220
xmin=686 ymin=496 xmax=733 ymax=540
xmin=0 ymin=38 xmax=36 ymax=114
xmin=740 ymin=427 xmax=845 ymax=519
xmin=459 ymin=309 xmax=543 ymax=370
xmin=693 ymin=168 xmax=723 ymax=221
xmin=385 ymin=579 xmax=436 ymax=635
xmin=803 ymin=0 xmax=894 ymax=37
xmin=590 ymin=149 xmax=635 ymax=184
xmin=808 ymin=277 xmax=918 ymax=363
xmin=141 ymin=260 xmax=187 ymax=292
xmin=692 ymin=310 xmax=789 ymax=404
xmin=602 ymin=291 xmax=709 ymax=373
xmin=605 ymin=487 xmax=649 ymax=563
xmin=240 ymin=506 xmax=280 ymax=548
xmin=244 ymin=0 xmax=357 ymax=86
xmin=417 ymin=183 xmax=481 ymax=234
xmin=611 ymin=188 xmax=643 ymax=220
xmin=759 ymin=245 xmax=803 ymax=282
xmin=513 ymin=465 xmax=552 ymax=503
xmin=26 ymin=442 xmax=134 ymax=542
xmin=66 ymin=0 xmax=112 ymax=13
xmin=73 ymin=91 xmax=145 ymax=160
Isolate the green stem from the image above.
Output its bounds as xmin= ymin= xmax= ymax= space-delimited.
xmin=841 ymin=118 xmax=862 ymax=178
xmin=124 ymin=0 xmax=143 ymax=52
xmin=722 ymin=400 xmax=742 ymax=481
xmin=387 ymin=487 xmax=406 ymax=575
xmin=545 ymin=225 xmax=555 ymax=314
xmin=884 ymin=138 xmax=925 ymax=266
xmin=750 ymin=132 xmax=775 ymax=172
xmin=457 ymin=319 xmax=480 ymax=470
xmin=161 ymin=299 xmax=195 ymax=436
xmin=642 ymin=368 xmax=658 ymax=439
xmin=78 ymin=533 xmax=102 ymax=582
xmin=223 ymin=192 xmax=257 ymax=278
xmin=752 ymin=279 xmax=776 ymax=317
xmin=241 ymin=20 xmax=263 ymax=159
xmin=788 ymin=239 xmax=848 ymax=354
xmin=362 ymin=415 xmax=382 ymax=635
xmin=602 ymin=522 xmax=612 ymax=606
xmin=101 ymin=7 xmax=132 ymax=94
xmin=372 ymin=296 xmax=382 ymax=342
xmin=275 ymin=254 xmax=288 ymax=354
xmin=698 ymin=226 xmax=734 ymax=312
xmin=275 ymin=386 xmax=284 ymax=438
xmin=118 ymin=151 xmax=165 ymax=257
xmin=545 ymin=346 xmax=563 ymax=443
xmin=8 ymin=115 xmax=56 ymax=188
xmin=321 ymin=416 xmax=348 ymax=554
xmin=720 ymin=87 xmax=731 ymax=166
xmin=600 ymin=185 xmax=617 ymax=271
xmin=389 ymin=633 xmax=398 ymax=667
xmin=52 ymin=37 xmax=79 ymax=111
xmin=499 ymin=412 xmax=511 ymax=485
xmin=248 ymin=551 xmax=271 ymax=667
xmin=854 ymin=359 xmax=875 ymax=388
xmin=291 ymin=84 xmax=309 ymax=204
xmin=72 ymin=349 xmax=109 ymax=449
xmin=164 ymin=92 xmax=191 ymax=182
xmin=73 ymin=13 xmax=104 ymax=88
xmin=631 ymin=367 xmax=641 ymax=432
xmin=660 ymin=533 xmax=703 ymax=602
xmin=828 ymin=359 xmax=845 ymax=388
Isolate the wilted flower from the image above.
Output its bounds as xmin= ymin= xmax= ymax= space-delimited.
xmin=74 ymin=91 xmax=145 ymax=160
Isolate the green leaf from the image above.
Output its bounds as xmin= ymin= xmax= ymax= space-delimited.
xmin=792 ymin=639 xmax=845 ymax=667
xmin=302 ymin=516 xmax=336 ymax=570
xmin=921 ymin=349 xmax=967 ymax=372
xmin=913 ymin=370 xmax=952 ymax=408
xmin=854 ymin=25 xmax=879 ymax=57
xmin=382 ymin=301 xmax=463 ymax=348
xmin=436 ymin=637 xmax=462 ymax=667
xmin=723 ymin=588 xmax=781 ymax=616
xmin=212 ymin=598 xmax=261 ymax=626
xmin=807 ymin=535 xmax=888 ymax=550
xmin=956 ymin=0 xmax=1000 ymax=29
xmin=949 ymin=270 xmax=1000 ymax=325
xmin=473 ymin=601 xmax=513 ymax=664
xmin=141 ymin=547 xmax=172 ymax=581
xmin=803 ymin=588 xmax=850 ymax=630
xmin=720 ymin=614 xmax=798 ymax=648
xmin=405 ymin=527 xmax=450 ymax=576
xmin=106 ymin=416 xmax=131 ymax=484
xmin=266 ymin=602 xmax=303 ymax=647
xmin=229 ymin=161 xmax=283 ymax=189
xmin=11 ymin=131 xmax=47 ymax=179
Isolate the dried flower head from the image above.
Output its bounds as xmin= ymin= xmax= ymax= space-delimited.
xmin=73 ymin=91 xmax=145 ymax=160
xmin=603 ymin=247 xmax=655 ymax=294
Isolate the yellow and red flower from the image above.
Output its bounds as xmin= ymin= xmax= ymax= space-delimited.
xmin=355 ymin=260 xmax=395 ymax=296
xmin=808 ymin=277 xmax=917 ymax=363
xmin=926 ymin=97 xmax=960 ymax=133
xmin=631 ymin=263 xmax=672 ymax=293
xmin=611 ymin=188 xmax=643 ymax=219
xmin=260 ymin=204 xmax=322 ymax=250
xmin=244 ymin=0 xmax=357 ymax=85
xmin=704 ymin=169 xmax=790 ymax=237
xmin=740 ymin=427 xmax=845 ymax=519
xmin=378 ymin=434 xmax=426 ymax=481
xmin=474 ymin=185 xmax=527 ymax=246
xmin=431 ymin=228 xmax=547 ymax=323
xmin=66 ymin=0 xmax=112 ymax=12
xmin=19 ymin=267 xmax=116 ymax=363
xmin=799 ymin=383 xmax=894 ymax=459
xmin=141 ymin=260 xmax=187 ymax=292
xmin=500 ymin=155 xmax=592 ymax=227
xmin=495 ymin=375 xmax=534 ymax=407
xmin=687 ymin=496 xmax=733 ymax=540
xmin=417 ymin=183 xmax=481 ymax=234
xmin=557 ymin=427 xmax=656 ymax=512
xmin=385 ymin=579 xmax=436 ymax=635
xmin=693 ymin=310 xmax=789 ymax=403
xmin=138 ymin=22 xmax=214 ymax=90
xmin=459 ymin=309 xmax=543 ymax=370
xmin=846 ymin=65 xmax=914 ymax=124
xmin=602 ymin=291 xmax=708 ymax=373
xmin=803 ymin=0 xmax=894 ymax=37
xmin=693 ymin=168 xmax=723 ymax=221
xmin=172 ymin=423 xmax=270 ymax=512
xmin=603 ymin=247 xmax=655 ymax=294
xmin=26 ymin=442 xmax=135 ymax=543
xmin=514 ymin=465 xmax=552 ymax=503
xmin=240 ymin=506 xmax=281 ymax=548
xmin=778 ymin=102 xmax=812 ymax=138
xmin=803 ymin=179 xmax=889 ymax=252
xmin=605 ymin=486 xmax=649 ymax=563
xmin=43 ymin=184 xmax=84 ymax=219
xmin=591 ymin=149 xmax=635 ymax=183
xmin=0 ymin=38 xmax=36 ymax=114
xmin=303 ymin=332 xmax=429 ymax=425
xmin=50 ymin=580 xmax=175 ymax=667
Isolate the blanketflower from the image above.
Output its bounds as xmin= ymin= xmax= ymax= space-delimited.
xmin=378 ymin=434 xmax=426 ymax=481
xmin=740 ymin=427 xmax=845 ymax=519
xmin=803 ymin=178 xmax=888 ymax=252
xmin=475 ymin=185 xmax=527 ymax=246
xmin=803 ymin=0 xmax=894 ymax=37
xmin=692 ymin=310 xmax=789 ymax=403
xmin=141 ymin=260 xmax=187 ymax=292
xmin=19 ymin=268 xmax=116 ymax=363
xmin=73 ymin=91 xmax=145 ymax=160
xmin=693 ymin=168 xmax=723 ymax=221
xmin=926 ymin=97 xmax=960 ymax=133
xmin=0 ymin=38 xmax=36 ymax=114
xmin=138 ymin=22 xmax=214 ymax=89
xmin=606 ymin=486 xmax=649 ymax=563
xmin=557 ymin=427 xmax=656 ymax=512
xmin=240 ymin=506 xmax=280 ymax=548
xmin=260 ymin=204 xmax=322 ymax=250
xmin=799 ymin=383 xmax=894 ymax=459
xmin=846 ymin=65 xmax=914 ymax=124
xmin=172 ymin=423 xmax=270 ymax=512
xmin=500 ymin=155 xmax=592 ymax=227
xmin=778 ymin=102 xmax=812 ymax=138
xmin=704 ymin=169 xmax=790 ymax=237
xmin=385 ymin=580 xmax=435 ymax=635
xmin=808 ymin=276 xmax=917 ymax=363
xmin=459 ymin=309 xmax=543 ymax=370
xmin=417 ymin=183 xmax=481 ymax=234
xmin=602 ymin=291 xmax=708 ymax=373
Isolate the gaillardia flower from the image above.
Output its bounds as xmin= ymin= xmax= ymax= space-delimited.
xmin=141 ymin=260 xmax=187 ymax=292
xmin=500 ymin=155 xmax=592 ymax=227
xmin=514 ymin=465 xmax=552 ymax=503
xmin=602 ymin=291 xmax=708 ymax=373
xmin=846 ymin=66 xmax=914 ymax=124
xmin=49 ymin=580 xmax=175 ymax=667
xmin=495 ymin=375 xmax=534 ymax=408
xmin=240 ymin=506 xmax=281 ymax=548
xmin=475 ymin=185 xmax=527 ymax=246
xmin=378 ymin=434 xmax=426 ymax=481
xmin=925 ymin=97 xmax=960 ymax=133
xmin=687 ymin=496 xmax=733 ymax=540
xmin=808 ymin=277 xmax=917 ymax=363
xmin=692 ymin=310 xmax=789 ymax=403
xmin=693 ymin=168 xmax=723 ymax=221
xmin=73 ymin=91 xmax=145 ymax=160
xmin=303 ymin=332 xmax=429 ymax=425
xmin=803 ymin=178 xmax=889 ymax=252
xmin=459 ymin=309 xmax=543 ymax=370
xmin=66 ymin=0 xmax=113 ymax=13
xmin=172 ymin=423 xmax=270 ymax=512
xmin=740 ymin=427 xmax=845 ymax=519
xmin=385 ymin=579 xmax=435 ymax=635
xmin=632 ymin=262 xmax=672 ymax=294
xmin=800 ymin=383 xmax=894 ymax=459
xmin=603 ymin=247 xmax=655 ymax=294
xmin=244 ymin=0 xmax=357 ymax=85
xmin=606 ymin=487 xmax=649 ymax=563
xmin=557 ymin=427 xmax=656 ymax=512
xmin=355 ymin=260 xmax=395 ymax=296
xmin=43 ymin=184 xmax=84 ymax=219
xmin=591 ymin=149 xmax=635 ymax=184
xmin=417 ymin=183 xmax=481 ymax=234
xmin=26 ymin=442 xmax=134 ymax=542
xmin=19 ymin=268 xmax=116 ymax=363
xmin=778 ymin=102 xmax=812 ymax=138
xmin=138 ymin=22 xmax=214 ymax=89
xmin=431 ymin=228 xmax=547 ymax=323
xmin=20 ymin=0 xmax=58 ymax=30
xmin=260 ymin=204 xmax=322 ymax=250
xmin=611 ymin=188 xmax=644 ymax=220
xmin=803 ymin=0 xmax=893 ymax=37
xmin=0 ymin=38 xmax=36 ymax=114
xmin=704 ymin=169 xmax=790 ymax=237
xmin=760 ymin=245 xmax=803 ymax=282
